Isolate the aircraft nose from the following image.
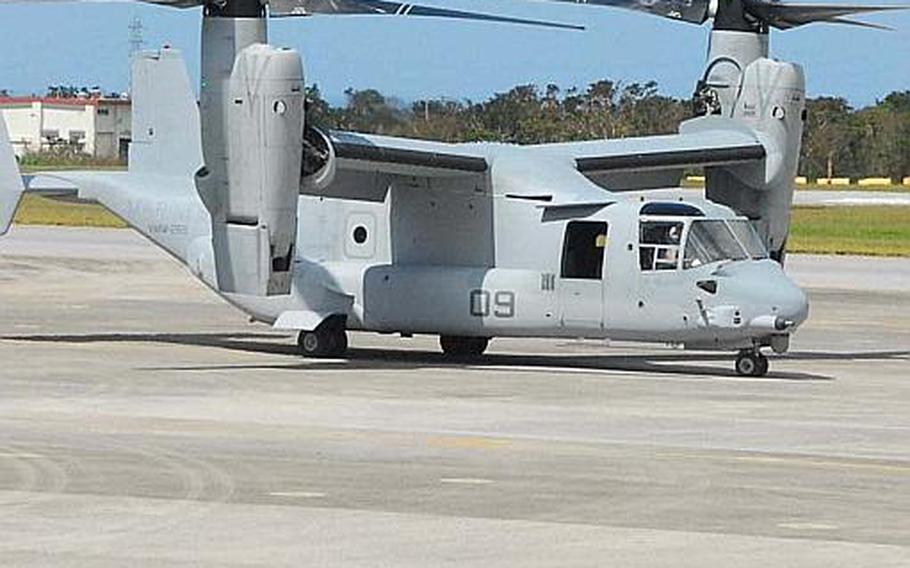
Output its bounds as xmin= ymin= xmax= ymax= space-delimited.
xmin=777 ymin=279 xmax=809 ymax=328
xmin=758 ymin=262 xmax=809 ymax=329
xmin=718 ymin=260 xmax=809 ymax=330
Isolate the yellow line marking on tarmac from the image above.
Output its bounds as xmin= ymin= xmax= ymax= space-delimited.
xmin=439 ymin=478 xmax=494 ymax=485
xmin=733 ymin=455 xmax=910 ymax=474
xmin=268 ymin=491 xmax=327 ymax=498
xmin=427 ymin=436 xmax=510 ymax=450
xmin=777 ymin=522 xmax=839 ymax=531
xmin=0 ymin=453 xmax=44 ymax=459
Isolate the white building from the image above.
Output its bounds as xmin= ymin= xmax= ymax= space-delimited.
xmin=0 ymin=96 xmax=131 ymax=161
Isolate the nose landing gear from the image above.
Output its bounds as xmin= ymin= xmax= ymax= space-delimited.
xmin=735 ymin=349 xmax=769 ymax=377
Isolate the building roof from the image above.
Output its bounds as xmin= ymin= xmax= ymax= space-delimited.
xmin=0 ymin=96 xmax=130 ymax=108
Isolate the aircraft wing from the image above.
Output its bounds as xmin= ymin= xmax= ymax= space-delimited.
xmin=532 ymin=117 xmax=767 ymax=188
xmin=329 ymin=131 xmax=489 ymax=178
xmin=309 ymin=131 xmax=491 ymax=201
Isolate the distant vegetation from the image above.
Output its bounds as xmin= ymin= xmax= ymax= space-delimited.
xmin=307 ymin=83 xmax=910 ymax=180
xmin=6 ymin=80 xmax=907 ymax=179
xmin=18 ymin=147 xmax=124 ymax=172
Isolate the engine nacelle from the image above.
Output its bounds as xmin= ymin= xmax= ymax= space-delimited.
xmin=197 ymin=42 xmax=305 ymax=296
xmin=301 ymin=125 xmax=337 ymax=193
xmin=686 ymin=30 xmax=806 ymax=262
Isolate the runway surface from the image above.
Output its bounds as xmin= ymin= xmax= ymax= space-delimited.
xmin=792 ymin=191 xmax=910 ymax=207
xmin=1 ymin=226 xmax=909 ymax=567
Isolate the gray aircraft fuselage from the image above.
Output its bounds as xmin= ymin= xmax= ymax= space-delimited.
xmin=46 ymin=148 xmax=808 ymax=354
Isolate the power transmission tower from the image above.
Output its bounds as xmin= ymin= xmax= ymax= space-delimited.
xmin=129 ymin=17 xmax=145 ymax=56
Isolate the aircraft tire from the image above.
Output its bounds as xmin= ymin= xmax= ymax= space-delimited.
xmin=755 ymin=353 xmax=769 ymax=376
xmin=735 ymin=350 xmax=768 ymax=377
xmin=439 ymin=335 xmax=489 ymax=357
xmin=297 ymin=330 xmax=326 ymax=357
xmin=333 ymin=330 xmax=349 ymax=356
xmin=297 ymin=325 xmax=347 ymax=358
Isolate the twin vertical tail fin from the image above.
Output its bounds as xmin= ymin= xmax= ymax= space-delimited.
xmin=0 ymin=115 xmax=25 ymax=236
xmin=130 ymin=48 xmax=204 ymax=177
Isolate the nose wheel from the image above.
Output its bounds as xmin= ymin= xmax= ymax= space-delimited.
xmin=735 ymin=349 xmax=769 ymax=377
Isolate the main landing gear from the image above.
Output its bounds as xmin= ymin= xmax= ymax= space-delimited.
xmin=439 ymin=335 xmax=489 ymax=357
xmin=735 ymin=349 xmax=769 ymax=377
xmin=297 ymin=319 xmax=348 ymax=358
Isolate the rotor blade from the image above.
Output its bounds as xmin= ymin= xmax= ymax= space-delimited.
xmin=824 ymin=16 xmax=894 ymax=28
xmin=536 ymin=0 xmax=907 ymax=30
xmin=538 ymin=0 xmax=710 ymax=25
xmin=270 ymin=0 xmax=585 ymax=28
xmin=0 ymin=0 xmax=584 ymax=28
xmin=0 ymin=0 xmax=204 ymax=6
xmin=744 ymin=0 xmax=908 ymax=29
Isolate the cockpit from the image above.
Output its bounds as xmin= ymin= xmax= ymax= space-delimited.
xmin=638 ymin=202 xmax=768 ymax=272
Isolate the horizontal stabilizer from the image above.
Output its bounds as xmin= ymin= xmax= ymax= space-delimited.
xmin=0 ymin=116 xmax=25 ymax=236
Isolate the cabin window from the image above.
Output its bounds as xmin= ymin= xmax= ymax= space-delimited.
xmin=639 ymin=221 xmax=683 ymax=271
xmin=561 ymin=221 xmax=608 ymax=280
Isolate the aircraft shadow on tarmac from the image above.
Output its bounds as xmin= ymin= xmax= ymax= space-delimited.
xmin=9 ymin=330 xmax=907 ymax=381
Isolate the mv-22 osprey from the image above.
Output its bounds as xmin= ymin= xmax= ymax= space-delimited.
xmin=0 ymin=0 xmax=904 ymax=376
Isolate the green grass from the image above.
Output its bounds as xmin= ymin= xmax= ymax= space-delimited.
xmin=20 ymin=165 xmax=126 ymax=174
xmin=789 ymin=206 xmax=910 ymax=257
xmin=17 ymin=151 xmax=125 ymax=172
xmin=796 ymin=183 xmax=909 ymax=192
xmin=10 ymin=197 xmax=910 ymax=257
xmin=13 ymin=194 xmax=126 ymax=228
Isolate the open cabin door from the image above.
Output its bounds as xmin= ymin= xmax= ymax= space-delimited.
xmin=558 ymin=221 xmax=608 ymax=332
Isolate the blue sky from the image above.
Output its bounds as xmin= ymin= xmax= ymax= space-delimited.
xmin=0 ymin=1 xmax=908 ymax=107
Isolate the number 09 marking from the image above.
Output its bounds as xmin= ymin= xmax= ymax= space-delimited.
xmin=470 ymin=290 xmax=515 ymax=318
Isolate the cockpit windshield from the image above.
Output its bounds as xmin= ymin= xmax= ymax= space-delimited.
xmin=683 ymin=220 xmax=748 ymax=268
xmin=727 ymin=219 xmax=769 ymax=259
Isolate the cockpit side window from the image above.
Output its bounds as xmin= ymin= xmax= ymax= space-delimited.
xmin=728 ymin=220 xmax=769 ymax=259
xmin=684 ymin=220 xmax=749 ymax=268
xmin=639 ymin=221 xmax=683 ymax=271
xmin=561 ymin=221 xmax=609 ymax=280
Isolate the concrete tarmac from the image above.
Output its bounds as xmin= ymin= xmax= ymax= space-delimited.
xmin=1 ymin=226 xmax=909 ymax=567
xmin=792 ymin=191 xmax=910 ymax=207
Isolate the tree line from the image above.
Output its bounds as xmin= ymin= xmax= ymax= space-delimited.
xmin=306 ymin=82 xmax=910 ymax=180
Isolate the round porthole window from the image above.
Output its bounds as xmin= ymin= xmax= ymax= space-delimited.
xmin=273 ymin=100 xmax=287 ymax=115
xmin=353 ymin=226 xmax=368 ymax=244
